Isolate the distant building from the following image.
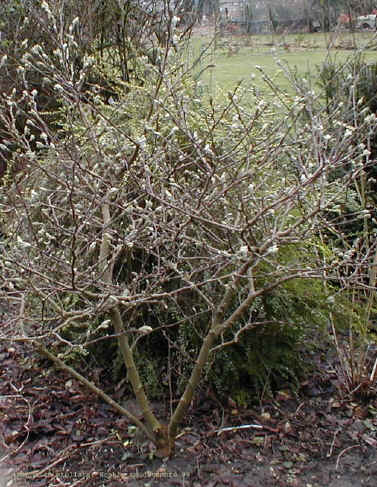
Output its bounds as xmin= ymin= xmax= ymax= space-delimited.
xmin=219 ymin=1 xmax=247 ymax=22
xmin=218 ymin=0 xmax=319 ymax=34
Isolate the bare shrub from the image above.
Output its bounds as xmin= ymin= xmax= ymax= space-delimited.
xmin=1 ymin=0 xmax=376 ymax=457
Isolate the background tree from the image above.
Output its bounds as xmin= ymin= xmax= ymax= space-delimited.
xmin=245 ymin=1 xmax=253 ymax=33
xmin=308 ymin=0 xmax=345 ymax=30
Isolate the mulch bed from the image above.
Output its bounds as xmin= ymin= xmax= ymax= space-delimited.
xmin=1 ymin=338 xmax=377 ymax=487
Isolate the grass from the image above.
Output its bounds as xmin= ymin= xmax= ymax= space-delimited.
xmin=188 ymin=30 xmax=377 ymax=99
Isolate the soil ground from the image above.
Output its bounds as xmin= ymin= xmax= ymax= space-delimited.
xmin=1 ymin=337 xmax=377 ymax=487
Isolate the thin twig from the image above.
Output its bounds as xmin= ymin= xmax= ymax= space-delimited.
xmin=335 ymin=444 xmax=361 ymax=470
xmin=0 ymin=394 xmax=32 ymax=464
xmin=327 ymin=428 xmax=341 ymax=458
xmin=26 ymin=450 xmax=74 ymax=478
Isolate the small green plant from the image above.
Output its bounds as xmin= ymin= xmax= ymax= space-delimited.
xmin=330 ymin=318 xmax=377 ymax=399
xmin=294 ymin=33 xmax=305 ymax=47
xmin=315 ymin=53 xmax=377 ymax=398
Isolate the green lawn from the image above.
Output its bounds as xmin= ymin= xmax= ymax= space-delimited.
xmin=189 ymin=30 xmax=377 ymax=98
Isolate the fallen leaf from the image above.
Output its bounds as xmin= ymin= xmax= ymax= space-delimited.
xmin=276 ymin=390 xmax=292 ymax=401
xmin=362 ymin=434 xmax=377 ymax=447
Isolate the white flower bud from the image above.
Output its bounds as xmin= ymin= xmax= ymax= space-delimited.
xmin=137 ymin=326 xmax=153 ymax=335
